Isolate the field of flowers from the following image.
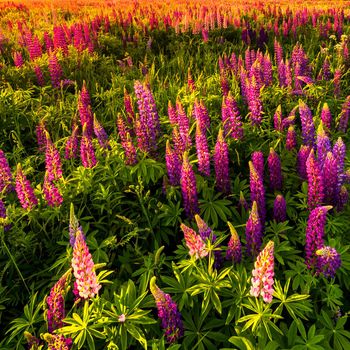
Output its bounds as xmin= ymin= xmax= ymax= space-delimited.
xmin=0 ymin=0 xmax=350 ymax=349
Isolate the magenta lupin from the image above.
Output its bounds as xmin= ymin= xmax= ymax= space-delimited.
xmin=48 ymin=54 xmax=63 ymax=88
xmin=316 ymin=123 xmax=331 ymax=167
xmin=168 ymin=101 xmax=178 ymax=125
xmin=320 ymin=103 xmax=332 ymax=131
xmin=180 ymin=152 xmax=199 ymax=219
xmin=195 ymin=123 xmax=210 ymax=177
xmin=249 ymin=161 xmax=266 ymax=226
xmin=268 ymin=148 xmax=282 ymax=191
xmin=316 ymin=246 xmax=341 ymax=278
xmin=45 ymin=137 xmax=63 ymax=182
xmin=15 ymin=164 xmax=38 ymax=210
xmin=43 ymin=173 xmax=63 ymax=207
xmin=251 ymin=151 xmax=264 ymax=180
xmin=34 ymin=65 xmax=45 ymax=86
xmin=246 ymin=201 xmax=263 ymax=257
xmin=323 ymin=152 xmax=337 ymax=206
xmin=226 ymin=222 xmax=242 ymax=263
xmin=286 ymin=126 xmax=297 ymax=151
xmin=214 ymin=129 xmax=230 ymax=194
xmin=0 ymin=150 xmax=13 ymax=193
xmin=176 ymin=100 xmax=191 ymax=150
xmin=36 ymin=120 xmax=48 ymax=152
xmin=338 ymin=95 xmax=350 ymax=133
xmin=306 ymin=150 xmax=325 ymax=211
xmin=80 ymin=124 xmax=97 ymax=168
xmin=222 ymin=94 xmax=243 ymax=139
xmin=65 ymin=125 xmax=79 ymax=159
xmin=273 ymin=105 xmax=283 ymax=132
xmin=165 ymin=140 xmax=181 ymax=186
xmin=299 ymin=100 xmax=315 ymax=147
xmin=93 ymin=115 xmax=110 ymax=149
xmin=297 ymin=145 xmax=312 ymax=180
xmin=305 ymin=206 xmax=332 ymax=270
xmin=13 ymin=51 xmax=24 ymax=67
xmin=273 ymin=194 xmax=287 ymax=222
xmin=78 ymin=83 xmax=93 ymax=137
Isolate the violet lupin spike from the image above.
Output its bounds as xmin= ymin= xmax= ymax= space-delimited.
xmin=47 ymin=269 xmax=71 ymax=332
xmin=333 ymin=137 xmax=346 ymax=205
xmin=267 ymin=148 xmax=282 ymax=191
xmin=194 ymin=214 xmax=215 ymax=241
xmin=297 ymin=145 xmax=312 ymax=180
xmin=316 ymin=123 xmax=331 ymax=167
xmin=80 ymin=124 xmax=97 ymax=168
xmin=165 ymin=140 xmax=181 ymax=186
xmin=71 ymin=229 xmax=101 ymax=299
xmin=180 ymin=223 xmax=208 ymax=259
xmin=0 ymin=150 xmax=13 ymax=193
xmin=316 ymin=246 xmax=341 ymax=278
xmin=36 ymin=120 xmax=48 ymax=152
xmin=299 ymin=100 xmax=315 ymax=147
xmin=150 ymin=276 xmax=184 ymax=343
xmin=286 ymin=126 xmax=297 ymax=151
xmin=305 ymin=206 xmax=332 ymax=270
xmin=247 ymin=75 xmax=263 ymax=126
xmin=245 ymin=201 xmax=263 ymax=257
xmin=250 ymin=240 xmax=274 ymax=303
xmin=13 ymin=51 xmax=24 ymax=68
xmin=337 ymin=185 xmax=349 ymax=211
xmin=338 ymin=95 xmax=350 ymax=133
xmin=251 ymin=151 xmax=264 ymax=181
xmin=93 ymin=115 xmax=110 ymax=149
xmin=226 ymin=222 xmax=242 ymax=263
xmin=214 ymin=129 xmax=230 ymax=194
xmin=222 ymin=94 xmax=243 ymax=139
xmin=273 ymin=105 xmax=283 ymax=132
xmin=273 ymin=194 xmax=287 ymax=222
xmin=48 ymin=53 xmax=62 ymax=88
xmin=78 ymin=83 xmax=93 ymax=137
xmin=176 ymin=100 xmax=191 ymax=150
xmin=15 ymin=164 xmax=38 ymax=210
xmin=306 ymin=150 xmax=325 ymax=211
xmin=168 ymin=101 xmax=178 ymax=125
xmin=180 ymin=152 xmax=199 ymax=219
xmin=249 ymin=161 xmax=266 ymax=226
xmin=320 ymin=103 xmax=332 ymax=132
xmin=195 ymin=123 xmax=210 ymax=177
xmin=323 ymin=152 xmax=337 ymax=206
xmin=34 ymin=65 xmax=45 ymax=86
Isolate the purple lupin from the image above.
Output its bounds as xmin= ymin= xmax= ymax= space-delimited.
xmin=306 ymin=150 xmax=324 ymax=211
xmin=246 ymin=201 xmax=263 ymax=257
xmin=251 ymin=151 xmax=264 ymax=180
xmin=214 ymin=129 xmax=230 ymax=194
xmin=249 ymin=161 xmax=266 ymax=226
xmin=286 ymin=126 xmax=297 ymax=151
xmin=297 ymin=145 xmax=312 ymax=180
xmin=267 ymin=148 xmax=282 ymax=191
xmin=195 ymin=123 xmax=210 ymax=177
xmin=299 ymin=100 xmax=315 ymax=147
xmin=273 ymin=194 xmax=287 ymax=222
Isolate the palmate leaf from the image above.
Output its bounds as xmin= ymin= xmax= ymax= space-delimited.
xmin=272 ymin=279 xmax=312 ymax=321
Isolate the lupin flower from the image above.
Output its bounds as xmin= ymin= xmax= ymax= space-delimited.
xmin=338 ymin=95 xmax=350 ymax=133
xmin=42 ymin=334 xmax=72 ymax=350
xmin=65 ymin=125 xmax=79 ymax=159
xmin=24 ymin=331 xmax=41 ymax=349
xmin=286 ymin=126 xmax=297 ymax=151
xmin=268 ymin=148 xmax=282 ymax=191
xmin=195 ymin=214 xmax=215 ymax=241
xmin=93 ymin=115 xmax=110 ymax=149
xmin=214 ymin=129 xmax=230 ymax=194
xmin=78 ymin=83 xmax=93 ymax=137
xmin=332 ymin=137 xmax=346 ymax=204
xmin=323 ymin=152 xmax=337 ymax=206
xmin=180 ymin=223 xmax=208 ymax=259
xmin=15 ymin=164 xmax=38 ymax=210
xmin=249 ymin=161 xmax=266 ymax=226
xmin=299 ymin=100 xmax=315 ymax=147
xmin=226 ymin=222 xmax=242 ymax=263
xmin=71 ymin=229 xmax=101 ymax=299
xmin=316 ymin=246 xmax=341 ymax=278
xmin=13 ymin=51 xmax=24 ymax=67
xmin=306 ymin=150 xmax=324 ymax=210
xmin=34 ymin=65 xmax=45 ymax=86
xmin=305 ymin=206 xmax=332 ymax=270
xmin=43 ymin=173 xmax=63 ymax=207
xmin=273 ymin=105 xmax=283 ymax=132
xmin=165 ymin=140 xmax=181 ymax=186
xmin=36 ymin=121 xmax=48 ymax=152
xmin=168 ymin=101 xmax=178 ymax=125
xmin=80 ymin=124 xmax=97 ymax=168
xmin=176 ymin=100 xmax=191 ymax=150
xmin=222 ymin=94 xmax=243 ymax=139
xmin=122 ymin=132 xmax=137 ymax=166
xmin=48 ymin=54 xmax=62 ymax=88
xmin=180 ymin=152 xmax=199 ymax=219
xmin=316 ymin=123 xmax=331 ymax=167
xmin=320 ymin=103 xmax=332 ymax=131
xmin=247 ymin=75 xmax=263 ymax=125
xmin=47 ymin=270 xmax=71 ymax=332
xmin=337 ymin=185 xmax=349 ymax=211
xmin=246 ymin=201 xmax=263 ymax=257
xmin=273 ymin=194 xmax=287 ymax=222
xmin=195 ymin=123 xmax=210 ymax=177
xmin=322 ymin=57 xmax=331 ymax=81
xmin=150 ymin=277 xmax=184 ymax=343
xmin=251 ymin=151 xmax=264 ymax=180
xmin=193 ymin=100 xmax=210 ymax=132
xmin=0 ymin=199 xmax=10 ymax=232
xmin=250 ymin=240 xmax=275 ymax=303
xmin=45 ymin=138 xmax=63 ymax=181
xmin=0 ymin=150 xmax=13 ymax=193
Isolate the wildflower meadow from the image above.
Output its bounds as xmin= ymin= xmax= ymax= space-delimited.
xmin=0 ymin=0 xmax=350 ymax=349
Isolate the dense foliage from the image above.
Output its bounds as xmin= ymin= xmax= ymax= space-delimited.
xmin=0 ymin=1 xmax=350 ymax=349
